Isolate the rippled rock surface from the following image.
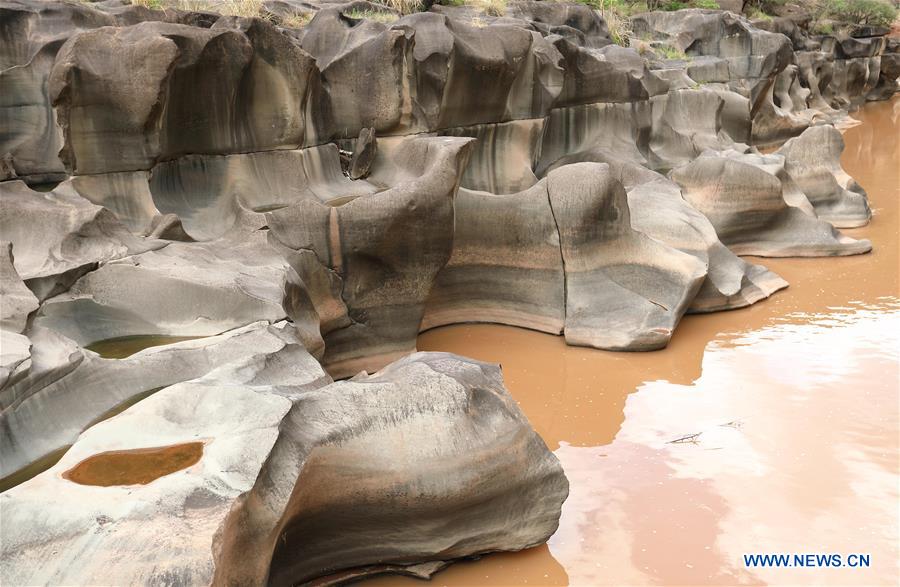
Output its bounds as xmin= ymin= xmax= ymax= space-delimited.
xmin=0 ymin=0 xmax=894 ymax=583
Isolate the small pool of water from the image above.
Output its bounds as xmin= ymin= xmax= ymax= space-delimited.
xmin=85 ymin=335 xmax=205 ymax=359
xmin=62 ymin=442 xmax=204 ymax=487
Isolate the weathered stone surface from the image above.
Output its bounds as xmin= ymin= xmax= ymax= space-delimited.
xmin=218 ymin=352 xmax=568 ymax=586
xmin=777 ymin=124 xmax=871 ymax=227
xmin=558 ymin=150 xmax=788 ymax=313
xmin=33 ymin=225 xmax=321 ymax=351
xmin=631 ymin=9 xmax=794 ymax=82
xmin=148 ymin=144 xmax=378 ymax=240
xmin=547 ymin=162 xmax=706 ymax=350
xmin=348 ymin=127 xmax=376 ymax=179
xmin=504 ymin=0 xmax=611 ymax=48
xmin=267 ymin=136 xmax=474 ymax=378
xmin=423 ymin=183 xmax=565 ymax=334
xmin=0 ymin=241 xmax=40 ymax=387
xmin=1 ymin=352 xmax=566 ymax=586
xmin=0 ymin=321 xmax=324 ymax=481
xmin=671 ymin=155 xmax=872 ymax=257
xmin=441 ymin=118 xmax=544 ymax=194
xmin=0 ymin=342 xmax=326 ymax=585
xmin=1 ymin=3 xmax=895 ymax=583
xmin=0 ymin=180 xmax=161 ymax=299
xmin=0 ymin=241 xmax=39 ymax=333
xmin=48 ymin=18 xmax=319 ymax=175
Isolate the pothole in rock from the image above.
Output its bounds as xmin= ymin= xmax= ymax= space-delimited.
xmin=0 ymin=387 xmax=167 ymax=493
xmin=85 ymin=335 xmax=206 ymax=359
xmin=253 ymin=203 xmax=289 ymax=213
xmin=62 ymin=442 xmax=204 ymax=487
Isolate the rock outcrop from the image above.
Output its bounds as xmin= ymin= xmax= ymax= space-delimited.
xmin=267 ymin=136 xmax=473 ymax=378
xmin=671 ymin=155 xmax=872 ymax=257
xmin=1 ymin=352 xmax=567 ymax=586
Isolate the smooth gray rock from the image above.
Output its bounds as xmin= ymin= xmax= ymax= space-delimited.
xmin=555 ymin=151 xmax=788 ymax=313
xmin=0 ymin=180 xmax=161 ymax=299
xmin=49 ymin=18 xmax=320 ymax=175
xmin=777 ymin=125 xmax=871 ymax=227
xmin=1 ymin=351 xmax=566 ymax=587
xmin=348 ymin=127 xmax=376 ymax=180
xmin=0 ymin=241 xmax=39 ymax=333
xmin=33 ymin=223 xmax=322 ymax=352
xmin=423 ymin=183 xmax=565 ymax=334
xmin=148 ymin=144 xmax=379 ymax=241
xmin=670 ymin=155 xmax=872 ymax=257
xmin=267 ymin=136 xmax=474 ymax=378
xmin=547 ymin=162 xmax=706 ymax=350
xmin=0 ymin=321 xmax=325 ymax=481
xmin=0 ymin=339 xmax=328 ymax=586
xmin=218 ymin=352 xmax=569 ymax=586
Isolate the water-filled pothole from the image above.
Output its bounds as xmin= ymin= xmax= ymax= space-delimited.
xmin=86 ymin=335 xmax=205 ymax=359
xmin=63 ymin=442 xmax=204 ymax=487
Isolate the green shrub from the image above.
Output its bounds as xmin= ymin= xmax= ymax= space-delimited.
xmin=823 ymin=0 xmax=897 ymax=27
xmin=693 ymin=0 xmax=720 ymax=8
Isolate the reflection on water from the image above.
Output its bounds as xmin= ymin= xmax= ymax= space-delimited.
xmin=62 ymin=441 xmax=204 ymax=487
xmin=552 ymin=304 xmax=899 ymax=586
xmin=86 ymin=335 xmax=205 ymax=359
xmin=371 ymin=97 xmax=899 ymax=585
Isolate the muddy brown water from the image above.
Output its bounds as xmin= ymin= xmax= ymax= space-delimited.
xmin=368 ymin=98 xmax=900 ymax=585
xmin=85 ymin=335 xmax=204 ymax=359
xmin=62 ymin=441 xmax=204 ymax=487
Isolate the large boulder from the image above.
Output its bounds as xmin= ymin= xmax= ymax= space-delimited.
xmin=670 ymin=155 xmax=872 ymax=257
xmin=219 ymin=352 xmax=569 ymax=585
xmin=1 ymin=352 xmax=567 ymax=586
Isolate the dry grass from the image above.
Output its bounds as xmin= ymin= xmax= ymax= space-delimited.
xmin=475 ymin=0 xmax=507 ymax=16
xmin=131 ymin=0 xmax=270 ymax=18
xmin=376 ymin=0 xmax=425 ymax=14
xmin=280 ymin=12 xmax=313 ymax=28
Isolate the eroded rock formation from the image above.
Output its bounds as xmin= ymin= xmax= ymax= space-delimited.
xmin=0 ymin=0 xmax=894 ymax=583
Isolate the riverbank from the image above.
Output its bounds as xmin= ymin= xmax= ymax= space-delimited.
xmin=399 ymin=95 xmax=900 ymax=586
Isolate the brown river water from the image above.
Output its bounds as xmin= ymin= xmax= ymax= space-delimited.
xmin=370 ymin=97 xmax=900 ymax=586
